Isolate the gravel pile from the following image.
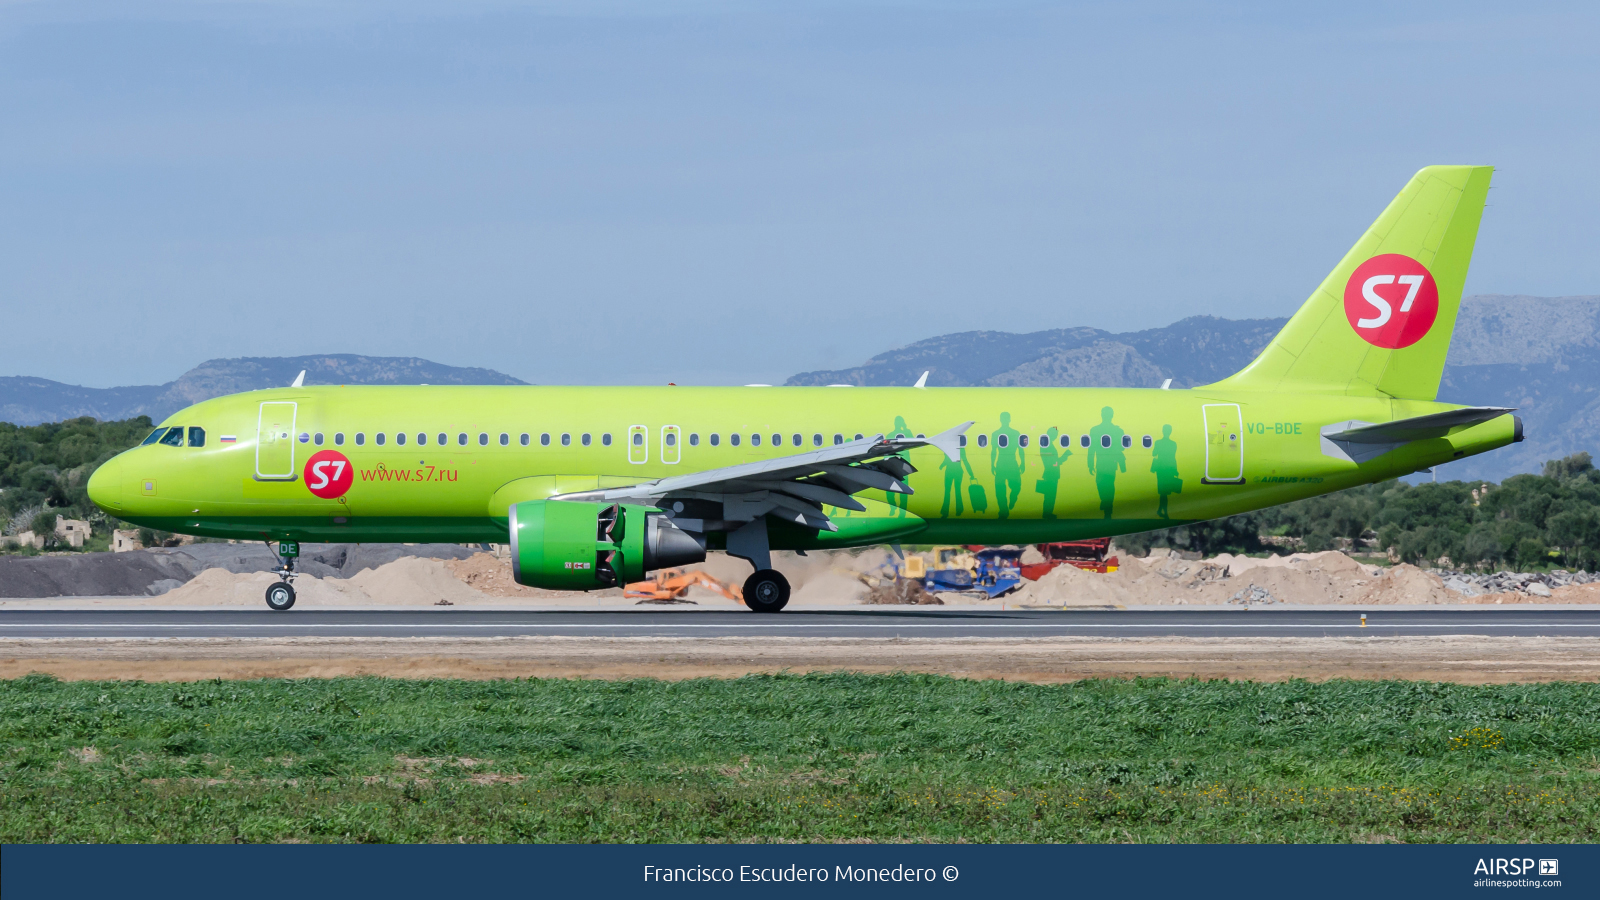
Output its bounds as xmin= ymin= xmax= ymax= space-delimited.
xmin=1227 ymin=584 xmax=1280 ymax=606
xmin=0 ymin=542 xmax=482 ymax=598
xmin=1437 ymin=569 xmax=1598 ymax=597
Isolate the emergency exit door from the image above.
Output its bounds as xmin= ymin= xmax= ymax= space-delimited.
xmin=1202 ymin=403 xmax=1244 ymax=484
xmin=628 ymin=425 xmax=648 ymax=464
xmin=256 ymin=402 xmax=298 ymax=479
xmin=661 ymin=425 xmax=682 ymax=464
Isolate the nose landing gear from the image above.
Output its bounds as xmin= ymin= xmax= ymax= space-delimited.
xmin=264 ymin=540 xmax=299 ymax=611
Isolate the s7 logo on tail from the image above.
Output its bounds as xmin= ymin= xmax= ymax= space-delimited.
xmin=1343 ymin=254 xmax=1439 ymax=348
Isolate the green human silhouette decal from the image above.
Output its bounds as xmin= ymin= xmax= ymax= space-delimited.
xmin=940 ymin=440 xmax=977 ymax=518
xmin=1034 ymin=426 xmax=1069 ymax=519
xmin=1086 ymin=406 xmax=1126 ymax=519
xmin=886 ymin=415 xmax=912 ymax=517
xmin=989 ymin=412 xmax=1025 ymax=519
xmin=1151 ymin=423 xmax=1182 ymax=519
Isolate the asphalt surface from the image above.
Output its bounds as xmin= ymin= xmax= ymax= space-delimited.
xmin=2 ymin=608 xmax=1599 ymax=638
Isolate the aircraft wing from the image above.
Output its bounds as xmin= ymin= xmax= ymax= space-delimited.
xmin=1320 ymin=406 xmax=1514 ymax=464
xmin=553 ymin=421 xmax=973 ymax=532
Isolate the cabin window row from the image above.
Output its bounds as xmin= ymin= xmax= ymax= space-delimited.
xmin=959 ymin=433 xmax=1157 ymax=450
xmin=149 ymin=425 xmax=1159 ymax=453
xmin=284 ymin=431 xmax=894 ymax=449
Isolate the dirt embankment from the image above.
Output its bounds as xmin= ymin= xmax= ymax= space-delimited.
xmin=5 ymin=636 xmax=1598 ymax=684
xmin=1011 ymin=550 xmax=1600 ymax=607
xmin=6 ymin=544 xmax=1598 ymax=608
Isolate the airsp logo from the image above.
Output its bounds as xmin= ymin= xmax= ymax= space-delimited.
xmin=1343 ymin=253 xmax=1439 ymax=349
xmin=303 ymin=449 xmax=353 ymax=499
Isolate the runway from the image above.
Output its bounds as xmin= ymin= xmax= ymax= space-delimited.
xmin=3 ymin=607 xmax=1599 ymax=639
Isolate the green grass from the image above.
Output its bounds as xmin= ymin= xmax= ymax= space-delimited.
xmin=2 ymin=673 xmax=1597 ymax=843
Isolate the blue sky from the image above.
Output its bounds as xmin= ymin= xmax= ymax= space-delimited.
xmin=2 ymin=1 xmax=1597 ymax=387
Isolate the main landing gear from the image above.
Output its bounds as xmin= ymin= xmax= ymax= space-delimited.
xmin=743 ymin=569 xmax=791 ymax=613
xmin=264 ymin=540 xmax=299 ymax=611
xmin=727 ymin=517 xmax=790 ymax=613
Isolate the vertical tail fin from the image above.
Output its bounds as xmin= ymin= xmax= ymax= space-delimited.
xmin=1208 ymin=165 xmax=1492 ymax=400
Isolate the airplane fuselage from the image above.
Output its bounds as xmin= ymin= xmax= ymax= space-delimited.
xmin=88 ymin=384 xmax=1517 ymax=550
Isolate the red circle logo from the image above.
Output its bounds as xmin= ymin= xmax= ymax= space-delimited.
xmin=1343 ymin=253 xmax=1439 ymax=349
xmin=303 ymin=449 xmax=353 ymax=499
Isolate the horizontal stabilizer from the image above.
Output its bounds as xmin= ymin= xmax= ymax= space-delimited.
xmin=1321 ymin=407 xmax=1514 ymax=464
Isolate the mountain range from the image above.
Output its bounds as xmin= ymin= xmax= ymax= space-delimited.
xmin=0 ymin=356 xmax=526 ymax=427
xmin=788 ymin=294 xmax=1600 ymax=483
xmin=6 ymin=295 xmax=1596 ymax=483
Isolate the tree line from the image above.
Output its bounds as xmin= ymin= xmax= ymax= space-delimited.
xmin=0 ymin=416 xmax=154 ymax=548
xmin=1122 ymin=453 xmax=1600 ymax=571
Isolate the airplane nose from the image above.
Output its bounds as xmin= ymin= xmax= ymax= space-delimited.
xmin=88 ymin=456 xmax=124 ymax=512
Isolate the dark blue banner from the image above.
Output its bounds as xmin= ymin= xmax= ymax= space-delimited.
xmin=3 ymin=844 xmax=1593 ymax=899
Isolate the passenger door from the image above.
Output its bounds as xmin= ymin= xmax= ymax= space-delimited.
xmin=1202 ymin=403 xmax=1244 ymax=484
xmin=256 ymin=402 xmax=298 ymax=479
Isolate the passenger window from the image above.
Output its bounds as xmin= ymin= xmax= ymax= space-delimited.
xmin=711 ymin=433 xmax=721 ymax=446
xmin=376 ymin=433 xmax=386 ymax=446
xmin=438 ymin=433 xmax=447 ymax=446
xmin=977 ymin=434 xmax=988 ymax=448
xmin=772 ymin=434 xmax=782 ymax=446
xmin=188 ymin=427 xmax=206 ymax=447
xmin=581 ymin=433 xmax=591 ymax=447
xmin=500 ymin=433 xmax=510 ymax=446
xmin=141 ymin=429 xmax=166 ymax=445
xmin=751 ymin=434 xmax=761 ymax=447
xmin=997 ymin=434 xmax=1008 ymax=448
xmin=812 ymin=434 xmax=821 ymax=447
xmin=958 ymin=435 xmax=966 ymax=448
xmin=520 ymin=433 xmax=530 ymax=446
xmin=689 ymin=433 xmax=699 ymax=446
xmin=1122 ymin=434 xmax=1133 ymax=449
xmin=664 ymin=432 xmax=675 ymax=447
xmin=312 ymin=432 xmax=322 ymax=446
xmin=416 ymin=433 xmax=427 ymax=446
xmin=1142 ymin=434 xmax=1153 ymax=448
xmin=396 ymin=432 xmax=407 ymax=446
xmin=561 ymin=433 xmax=571 ymax=446
xmin=458 ymin=433 xmax=468 ymax=446
xmin=854 ymin=433 xmax=864 ymax=441
xmin=602 ymin=433 xmax=612 ymax=446
xmin=355 ymin=433 xmax=366 ymax=446
xmin=833 ymin=434 xmax=843 ymax=445
xmin=478 ymin=433 xmax=488 ymax=446
xmin=1039 ymin=435 xmax=1050 ymax=447
xmin=541 ymin=433 xmax=550 ymax=446
xmin=792 ymin=434 xmax=802 ymax=447
xmin=159 ymin=427 xmax=184 ymax=447
xmin=1019 ymin=435 xmax=1028 ymax=448
xmin=1101 ymin=435 xmax=1112 ymax=448
xmin=334 ymin=433 xmax=345 ymax=446
xmin=631 ymin=432 xmax=642 ymax=446
xmin=730 ymin=434 xmax=740 ymax=446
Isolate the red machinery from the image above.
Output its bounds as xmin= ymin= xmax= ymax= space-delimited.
xmin=1019 ymin=538 xmax=1119 ymax=580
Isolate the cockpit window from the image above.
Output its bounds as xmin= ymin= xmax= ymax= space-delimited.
xmin=188 ymin=427 xmax=205 ymax=447
xmin=158 ymin=427 xmax=185 ymax=447
xmin=141 ymin=429 xmax=166 ymax=446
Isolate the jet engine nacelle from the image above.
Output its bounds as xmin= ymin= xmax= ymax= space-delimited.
xmin=507 ymin=499 xmax=706 ymax=591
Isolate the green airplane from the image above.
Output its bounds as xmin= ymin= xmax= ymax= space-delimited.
xmin=87 ymin=165 xmax=1519 ymax=612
